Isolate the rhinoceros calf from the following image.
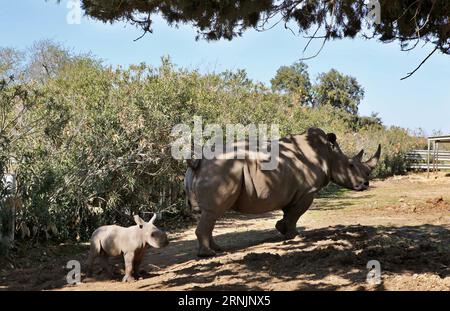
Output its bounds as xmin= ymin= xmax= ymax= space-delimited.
xmin=184 ymin=127 xmax=381 ymax=257
xmin=87 ymin=214 xmax=169 ymax=282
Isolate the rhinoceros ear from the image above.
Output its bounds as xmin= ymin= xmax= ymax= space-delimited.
xmin=327 ymin=132 xmax=343 ymax=153
xmin=327 ymin=133 xmax=337 ymax=145
xmin=133 ymin=215 xmax=145 ymax=227
xmin=354 ymin=149 xmax=364 ymax=161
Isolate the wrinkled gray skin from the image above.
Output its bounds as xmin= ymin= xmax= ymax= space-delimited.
xmin=87 ymin=214 xmax=169 ymax=282
xmin=184 ymin=128 xmax=381 ymax=257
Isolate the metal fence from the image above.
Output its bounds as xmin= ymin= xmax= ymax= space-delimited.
xmin=406 ymin=150 xmax=450 ymax=170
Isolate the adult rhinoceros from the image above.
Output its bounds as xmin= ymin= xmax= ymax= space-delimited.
xmin=184 ymin=127 xmax=381 ymax=257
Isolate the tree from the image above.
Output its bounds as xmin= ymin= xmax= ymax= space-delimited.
xmin=271 ymin=61 xmax=312 ymax=105
xmin=313 ymin=69 xmax=364 ymax=115
xmin=25 ymin=40 xmax=72 ymax=83
xmin=1 ymin=40 xmax=73 ymax=84
xmin=0 ymin=48 xmax=25 ymax=81
xmin=77 ymin=0 xmax=450 ymax=77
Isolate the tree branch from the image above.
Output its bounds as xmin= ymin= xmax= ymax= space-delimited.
xmin=400 ymin=46 xmax=438 ymax=80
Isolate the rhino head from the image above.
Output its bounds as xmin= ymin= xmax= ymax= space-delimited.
xmin=134 ymin=214 xmax=169 ymax=248
xmin=327 ymin=133 xmax=381 ymax=191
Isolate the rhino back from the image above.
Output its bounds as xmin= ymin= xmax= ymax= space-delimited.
xmin=234 ymin=129 xmax=331 ymax=213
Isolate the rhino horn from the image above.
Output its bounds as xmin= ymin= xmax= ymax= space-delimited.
xmin=365 ymin=144 xmax=381 ymax=170
xmin=354 ymin=149 xmax=364 ymax=161
xmin=149 ymin=213 xmax=157 ymax=225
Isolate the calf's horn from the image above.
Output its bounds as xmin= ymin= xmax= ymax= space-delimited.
xmin=149 ymin=213 xmax=157 ymax=225
xmin=365 ymin=144 xmax=381 ymax=170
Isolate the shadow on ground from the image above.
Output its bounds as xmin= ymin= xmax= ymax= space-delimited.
xmin=152 ymin=224 xmax=449 ymax=290
xmin=1 ymin=223 xmax=448 ymax=290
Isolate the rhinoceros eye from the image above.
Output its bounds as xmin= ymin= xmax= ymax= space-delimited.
xmin=349 ymin=163 xmax=355 ymax=168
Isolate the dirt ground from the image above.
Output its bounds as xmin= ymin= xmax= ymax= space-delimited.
xmin=1 ymin=172 xmax=449 ymax=291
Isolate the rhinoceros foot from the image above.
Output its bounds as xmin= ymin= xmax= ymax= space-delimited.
xmin=284 ymin=230 xmax=299 ymax=240
xmin=197 ymin=246 xmax=217 ymax=258
xmin=122 ymin=275 xmax=136 ymax=283
xmin=275 ymin=219 xmax=288 ymax=235
xmin=210 ymin=241 xmax=224 ymax=253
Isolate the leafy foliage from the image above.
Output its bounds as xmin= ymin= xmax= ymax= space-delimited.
xmin=313 ymin=69 xmax=364 ymax=115
xmin=271 ymin=61 xmax=312 ymax=106
xmin=271 ymin=63 xmax=365 ymax=115
xmin=78 ymin=0 xmax=450 ymax=56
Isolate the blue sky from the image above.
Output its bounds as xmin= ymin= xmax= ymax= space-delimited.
xmin=1 ymin=0 xmax=449 ymax=135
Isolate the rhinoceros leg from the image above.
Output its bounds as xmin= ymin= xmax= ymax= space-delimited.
xmin=132 ymin=250 xmax=145 ymax=277
xmin=277 ymin=194 xmax=315 ymax=239
xmin=122 ymin=252 xmax=136 ymax=282
xmin=86 ymin=248 xmax=97 ymax=277
xmin=194 ymin=161 xmax=243 ymax=257
xmin=100 ymin=254 xmax=113 ymax=276
xmin=196 ymin=211 xmax=218 ymax=257
xmin=275 ymin=206 xmax=291 ymax=235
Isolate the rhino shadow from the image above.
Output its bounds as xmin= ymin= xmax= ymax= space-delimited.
xmin=148 ymin=224 xmax=449 ymax=290
xmin=239 ymin=224 xmax=449 ymax=290
xmin=142 ymin=224 xmax=289 ymax=270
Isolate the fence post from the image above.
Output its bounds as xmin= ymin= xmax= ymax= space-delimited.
xmin=427 ymin=140 xmax=431 ymax=177
xmin=436 ymin=142 xmax=440 ymax=173
xmin=433 ymin=141 xmax=437 ymax=173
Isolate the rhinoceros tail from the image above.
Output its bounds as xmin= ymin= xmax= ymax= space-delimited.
xmin=243 ymin=160 xmax=258 ymax=200
xmin=184 ymin=166 xmax=201 ymax=213
xmin=89 ymin=233 xmax=103 ymax=256
xmin=186 ymin=159 xmax=201 ymax=170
